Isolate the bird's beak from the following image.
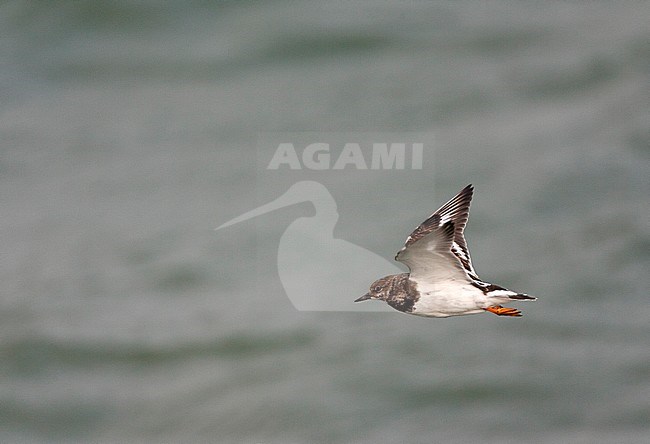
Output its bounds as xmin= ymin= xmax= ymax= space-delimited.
xmin=354 ymin=293 xmax=372 ymax=303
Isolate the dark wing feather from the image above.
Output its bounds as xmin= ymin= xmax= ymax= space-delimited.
xmin=396 ymin=220 xmax=467 ymax=282
xmin=396 ymin=185 xmax=477 ymax=278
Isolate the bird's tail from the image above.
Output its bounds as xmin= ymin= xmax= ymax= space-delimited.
xmin=508 ymin=293 xmax=537 ymax=301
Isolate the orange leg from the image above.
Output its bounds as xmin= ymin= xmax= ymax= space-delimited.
xmin=484 ymin=305 xmax=522 ymax=317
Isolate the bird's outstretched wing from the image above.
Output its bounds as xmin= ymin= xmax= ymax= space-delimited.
xmin=395 ymin=184 xmax=478 ymax=282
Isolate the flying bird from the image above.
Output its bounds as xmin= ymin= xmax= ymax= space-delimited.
xmin=355 ymin=185 xmax=536 ymax=317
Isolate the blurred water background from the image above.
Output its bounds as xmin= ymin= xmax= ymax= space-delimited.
xmin=2 ymin=1 xmax=649 ymax=443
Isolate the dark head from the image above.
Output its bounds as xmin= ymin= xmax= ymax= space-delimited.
xmin=354 ymin=276 xmax=392 ymax=303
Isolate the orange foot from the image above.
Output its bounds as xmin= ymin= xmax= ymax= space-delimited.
xmin=484 ymin=305 xmax=522 ymax=317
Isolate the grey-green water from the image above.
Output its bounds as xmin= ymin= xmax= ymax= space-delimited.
xmin=2 ymin=1 xmax=649 ymax=443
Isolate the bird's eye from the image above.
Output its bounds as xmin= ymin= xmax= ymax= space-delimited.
xmin=373 ymin=286 xmax=381 ymax=292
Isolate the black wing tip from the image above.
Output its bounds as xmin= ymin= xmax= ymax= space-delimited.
xmin=435 ymin=183 xmax=474 ymax=220
xmin=448 ymin=183 xmax=474 ymax=203
xmin=400 ymin=183 xmax=475 ymax=250
xmin=460 ymin=183 xmax=474 ymax=197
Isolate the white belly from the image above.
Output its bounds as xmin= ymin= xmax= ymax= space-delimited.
xmin=411 ymin=281 xmax=488 ymax=318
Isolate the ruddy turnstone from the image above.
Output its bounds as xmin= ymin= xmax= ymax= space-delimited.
xmin=355 ymin=185 xmax=536 ymax=317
